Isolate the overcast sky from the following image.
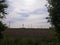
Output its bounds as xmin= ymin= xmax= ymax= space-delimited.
xmin=5 ymin=0 xmax=51 ymax=28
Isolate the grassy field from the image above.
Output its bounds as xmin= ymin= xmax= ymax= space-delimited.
xmin=0 ymin=28 xmax=59 ymax=45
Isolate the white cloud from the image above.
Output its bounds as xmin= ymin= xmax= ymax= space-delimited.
xmin=5 ymin=0 xmax=50 ymax=28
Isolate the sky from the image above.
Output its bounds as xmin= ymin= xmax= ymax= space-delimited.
xmin=5 ymin=0 xmax=51 ymax=28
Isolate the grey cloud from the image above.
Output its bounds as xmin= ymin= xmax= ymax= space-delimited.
xmin=17 ymin=8 xmax=48 ymax=15
xmin=30 ymin=8 xmax=48 ymax=14
xmin=18 ymin=13 xmax=29 ymax=17
xmin=6 ymin=18 xmax=26 ymax=23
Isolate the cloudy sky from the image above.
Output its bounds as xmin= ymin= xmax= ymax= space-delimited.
xmin=5 ymin=0 xmax=51 ymax=28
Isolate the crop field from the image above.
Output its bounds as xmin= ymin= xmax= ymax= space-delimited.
xmin=2 ymin=28 xmax=56 ymax=38
xmin=0 ymin=28 xmax=59 ymax=45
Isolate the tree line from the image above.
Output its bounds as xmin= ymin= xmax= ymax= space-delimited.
xmin=0 ymin=0 xmax=7 ymax=38
xmin=47 ymin=0 xmax=60 ymax=42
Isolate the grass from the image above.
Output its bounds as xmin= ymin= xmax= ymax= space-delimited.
xmin=0 ymin=37 xmax=59 ymax=45
xmin=0 ymin=28 xmax=59 ymax=45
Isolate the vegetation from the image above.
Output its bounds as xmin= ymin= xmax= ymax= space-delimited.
xmin=1 ymin=28 xmax=59 ymax=45
xmin=0 ymin=0 xmax=7 ymax=38
xmin=47 ymin=0 xmax=60 ymax=41
xmin=0 ymin=37 xmax=59 ymax=45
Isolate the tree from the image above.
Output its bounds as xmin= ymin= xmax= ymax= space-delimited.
xmin=0 ymin=0 xmax=7 ymax=38
xmin=47 ymin=0 xmax=60 ymax=41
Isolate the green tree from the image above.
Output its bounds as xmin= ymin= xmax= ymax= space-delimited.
xmin=47 ymin=0 xmax=60 ymax=41
xmin=0 ymin=0 xmax=7 ymax=38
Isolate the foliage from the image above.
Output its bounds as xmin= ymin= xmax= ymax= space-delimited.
xmin=0 ymin=21 xmax=7 ymax=32
xmin=0 ymin=0 xmax=7 ymax=38
xmin=47 ymin=0 xmax=60 ymax=41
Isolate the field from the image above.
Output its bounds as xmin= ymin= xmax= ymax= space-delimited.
xmin=2 ymin=28 xmax=56 ymax=38
xmin=0 ymin=28 xmax=59 ymax=45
